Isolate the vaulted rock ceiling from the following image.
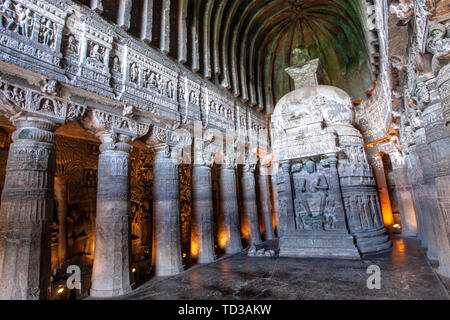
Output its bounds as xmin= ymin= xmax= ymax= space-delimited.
xmin=80 ymin=0 xmax=374 ymax=113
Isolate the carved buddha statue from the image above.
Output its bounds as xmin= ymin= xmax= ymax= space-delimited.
xmin=294 ymin=161 xmax=329 ymax=219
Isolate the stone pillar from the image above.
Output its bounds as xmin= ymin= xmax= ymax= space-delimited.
xmin=117 ymin=0 xmax=133 ymax=30
xmin=421 ymin=72 xmax=450 ymax=277
xmin=152 ymin=145 xmax=183 ymax=276
xmin=140 ymin=0 xmax=154 ymax=43
xmin=437 ymin=64 xmax=450 ymax=127
xmin=218 ymin=164 xmax=242 ymax=254
xmin=90 ymin=133 xmax=132 ymax=298
xmin=240 ymin=165 xmax=262 ymax=246
xmin=389 ymin=151 xmax=418 ymax=237
xmin=0 ymin=116 xmax=57 ymax=300
xmin=407 ymin=139 xmax=439 ymax=260
xmin=257 ymin=165 xmax=275 ymax=241
xmin=191 ymin=165 xmax=215 ymax=263
xmin=54 ymin=176 xmax=68 ymax=268
xmin=270 ymin=171 xmax=280 ymax=237
xmin=90 ymin=0 xmax=104 ymax=13
xmin=415 ymin=140 xmax=440 ymax=259
xmin=369 ymin=155 xmax=394 ymax=228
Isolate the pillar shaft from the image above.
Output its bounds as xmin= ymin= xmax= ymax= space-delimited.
xmin=54 ymin=176 xmax=68 ymax=268
xmin=423 ymin=71 xmax=450 ymax=277
xmin=270 ymin=173 xmax=279 ymax=237
xmin=140 ymin=0 xmax=154 ymax=43
xmin=390 ymin=153 xmax=418 ymax=237
xmin=90 ymin=135 xmax=132 ymax=298
xmin=257 ymin=166 xmax=275 ymax=241
xmin=90 ymin=0 xmax=104 ymax=13
xmin=409 ymin=142 xmax=439 ymax=260
xmin=152 ymin=146 xmax=183 ymax=276
xmin=117 ymin=0 xmax=133 ymax=30
xmin=218 ymin=166 xmax=242 ymax=254
xmin=240 ymin=166 xmax=261 ymax=246
xmin=0 ymin=117 xmax=57 ymax=300
xmin=191 ymin=165 xmax=215 ymax=263
xmin=370 ymin=156 xmax=394 ymax=228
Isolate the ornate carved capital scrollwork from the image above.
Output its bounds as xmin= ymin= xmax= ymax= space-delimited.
xmin=389 ymin=0 xmax=414 ymax=25
xmin=194 ymin=133 xmax=218 ymax=167
xmin=0 ymin=79 xmax=86 ymax=123
xmin=426 ymin=21 xmax=450 ymax=73
xmin=81 ymin=109 xmax=150 ymax=141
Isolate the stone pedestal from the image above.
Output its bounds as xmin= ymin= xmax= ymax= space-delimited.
xmin=191 ymin=165 xmax=215 ymax=263
xmin=257 ymin=166 xmax=275 ymax=241
xmin=152 ymin=145 xmax=183 ymax=276
xmin=218 ymin=166 xmax=242 ymax=254
xmin=90 ymin=133 xmax=132 ymax=298
xmin=370 ymin=156 xmax=394 ymax=228
xmin=240 ymin=165 xmax=262 ymax=246
xmin=271 ymin=59 xmax=390 ymax=258
xmin=54 ymin=175 xmax=68 ymax=268
xmin=0 ymin=117 xmax=57 ymax=300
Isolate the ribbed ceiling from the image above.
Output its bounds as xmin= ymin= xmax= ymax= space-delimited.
xmin=80 ymin=0 xmax=374 ymax=113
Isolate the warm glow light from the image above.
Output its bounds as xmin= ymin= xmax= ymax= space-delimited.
xmin=190 ymin=236 xmax=199 ymax=259
xmin=182 ymin=253 xmax=187 ymax=258
xmin=393 ymin=224 xmax=401 ymax=229
xmin=132 ymin=268 xmax=136 ymax=273
xmin=218 ymin=231 xmax=228 ymax=250
xmin=57 ymin=287 xmax=64 ymax=294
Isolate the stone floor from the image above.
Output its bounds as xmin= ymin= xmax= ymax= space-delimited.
xmin=113 ymin=235 xmax=449 ymax=300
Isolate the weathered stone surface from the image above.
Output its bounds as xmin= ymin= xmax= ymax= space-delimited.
xmin=240 ymin=165 xmax=262 ymax=246
xmin=90 ymin=133 xmax=132 ymax=298
xmin=218 ymin=166 xmax=242 ymax=254
xmin=0 ymin=116 xmax=57 ymax=300
xmin=152 ymin=145 xmax=183 ymax=276
xmin=191 ymin=165 xmax=215 ymax=264
xmin=257 ymin=166 xmax=275 ymax=241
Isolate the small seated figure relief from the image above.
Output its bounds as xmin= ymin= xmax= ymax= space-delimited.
xmin=293 ymin=160 xmax=335 ymax=231
xmin=111 ymin=55 xmax=121 ymax=73
xmin=87 ymin=43 xmax=105 ymax=69
xmin=66 ymin=34 xmax=79 ymax=55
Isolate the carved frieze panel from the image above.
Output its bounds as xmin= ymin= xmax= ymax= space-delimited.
xmin=0 ymin=79 xmax=86 ymax=123
xmin=0 ymin=0 xmax=66 ymax=67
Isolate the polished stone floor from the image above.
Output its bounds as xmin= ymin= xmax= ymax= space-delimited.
xmin=115 ymin=236 xmax=449 ymax=300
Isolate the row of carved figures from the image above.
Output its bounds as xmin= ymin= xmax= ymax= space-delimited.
xmin=0 ymin=0 xmax=56 ymax=48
